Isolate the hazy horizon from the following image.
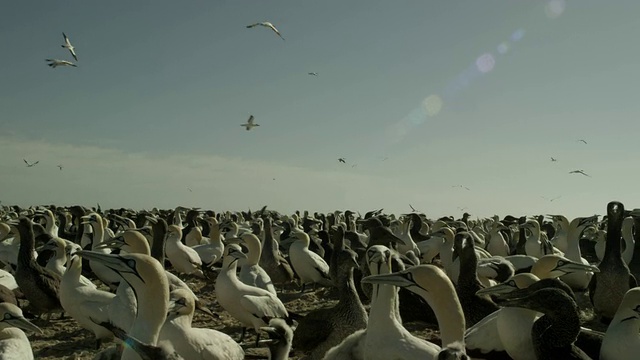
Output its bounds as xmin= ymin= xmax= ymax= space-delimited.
xmin=2 ymin=0 xmax=639 ymax=220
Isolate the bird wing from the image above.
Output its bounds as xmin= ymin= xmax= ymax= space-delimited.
xmin=240 ymin=293 xmax=288 ymax=320
xmin=23 ymin=159 xmax=29 ymax=165
xmin=62 ymin=33 xmax=71 ymax=45
xmin=33 ymin=161 xmax=39 ymax=165
xmin=247 ymin=116 xmax=254 ymax=124
xmin=246 ymin=23 xmax=260 ymax=28
xmin=69 ymin=48 xmax=78 ymax=61
xmin=291 ymin=309 xmax=333 ymax=351
xmin=464 ymin=309 xmax=505 ymax=352
xmin=268 ymin=25 xmax=284 ymax=40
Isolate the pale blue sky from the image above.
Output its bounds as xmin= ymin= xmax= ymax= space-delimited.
xmin=1 ymin=0 xmax=639 ymax=218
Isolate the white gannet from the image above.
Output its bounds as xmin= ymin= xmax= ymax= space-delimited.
xmin=158 ymin=288 xmax=244 ymax=360
xmin=60 ymin=254 xmax=115 ymax=349
xmin=308 ymin=72 xmax=319 ymax=76
xmin=22 ymin=159 xmax=39 ymax=167
xmin=214 ymin=244 xmax=291 ymax=344
xmin=0 ymin=269 xmax=18 ymax=291
xmin=600 ymin=287 xmax=640 ymax=360
xmin=81 ymin=213 xmax=121 ymax=289
xmin=560 ymin=215 xmax=599 ymax=290
xmin=34 ymin=209 xmax=58 ymax=238
xmin=241 ymin=115 xmax=260 ymax=131
xmin=0 ymin=302 xmax=42 ymax=360
xmin=61 ymin=32 xmax=78 ymax=61
xmin=548 ymin=214 xmax=570 ymax=253
xmin=288 ymin=228 xmax=333 ymax=292
xmin=227 ymin=232 xmax=277 ymax=295
xmin=164 ymin=225 xmax=204 ymax=278
xmin=39 ymin=237 xmax=96 ymax=289
xmin=569 ymin=169 xmax=591 ymax=177
xmin=246 ymin=22 xmax=285 ymax=40
xmin=45 ymin=59 xmax=76 ymax=68
xmin=78 ymin=251 xmax=170 ymax=360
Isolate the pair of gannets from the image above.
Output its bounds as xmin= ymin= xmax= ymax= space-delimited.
xmin=324 ymin=245 xmax=467 ymax=360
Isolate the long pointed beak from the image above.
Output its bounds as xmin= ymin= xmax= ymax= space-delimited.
xmin=231 ymin=251 xmax=248 ymax=260
xmin=194 ymin=301 xmax=217 ymax=318
xmin=76 ymin=250 xmax=132 ymax=274
xmin=8 ymin=316 xmax=42 ymax=333
xmin=559 ymin=261 xmax=600 ymax=274
xmin=145 ymin=216 xmax=158 ymax=224
xmin=476 ymin=283 xmax=516 ymax=296
xmin=95 ymin=236 xmax=125 ymax=250
xmin=361 ymin=272 xmax=413 ymax=288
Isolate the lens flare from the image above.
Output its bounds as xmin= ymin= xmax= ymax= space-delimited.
xmin=476 ymin=53 xmax=496 ymax=73
xmin=497 ymin=42 xmax=509 ymax=55
xmin=422 ymin=95 xmax=444 ymax=117
xmin=511 ymin=29 xmax=525 ymax=42
xmin=545 ymin=0 xmax=565 ymax=19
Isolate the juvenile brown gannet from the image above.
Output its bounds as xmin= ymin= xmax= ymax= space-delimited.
xmin=0 ymin=302 xmax=42 ymax=360
xmin=590 ymin=201 xmax=636 ymax=323
xmin=241 ymin=115 xmax=260 ymax=131
xmin=246 ymin=22 xmax=285 ymax=40
xmin=61 ymin=32 xmax=78 ymax=61
xmin=45 ymin=59 xmax=76 ymax=68
xmin=600 ymin=286 xmax=640 ymax=360
xmin=158 ymin=289 xmax=244 ymax=359
xmin=215 ymin=244 xmax=291 ymax=344
xmin=164 ymin=225 xmax=204 ymax=278
xmin=78 ymin=251 xmax=170 ymax=360
xmin=13 ymin=217 xmax=62 ymax=318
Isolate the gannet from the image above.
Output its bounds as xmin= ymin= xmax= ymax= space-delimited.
xmin=191 ymin=216 xmax=224 ymax=267
xmin=259 ymin=216 xmax=294 ymax=291
xmin=596 ymin=217 xmax=634 ymax=264
xmin=95 ymin=321 xmax=182 ymax=360
xmin=308 ymin=72 xmax=318 ymax=76
xmin=356 ymin=264 xmax=467 ymax=359
xmin=164 ymin=225 xmax=204 ymax=277
xmin=0 ymin=269 xmax=18 ymax=291
xmin=57 ymin=164 xmax=63 ymax=171
xmin=81 ymin=213 xmax=121 ymax=289
xmin=495 ymin=287 xmax=591 ymax=359
xmin=0 ymin=302 xmax=42 ymax=360
xmin=214 ymin=244 xmax=291 ymax=344
xmin=227 ymin=232 xmax=277 ymax=295
xmin=241 ymin=115 xmax=260 ymax=131
xmin=61 ymin=32 xmax=78 ymax=61
xmin=60 ymin=254 xmax=115 ymax=349
xmin=78 ymin=251 xmax=170 ymax=360
xmin=39 ymin=237 xmax=96 ymax=289
xmin=600 ymin=287 xmax=640 ymax=360
xmin=560 ymin=215 xmax=599 ymax=290
xmin=12 ymin=218 xmax=62 ymax=318
xmin=548 ymin=214 xmax=570 ymax=253
xmin=246 ymin=21 xmax=285 ymax=40
xmin=288 ymin=228 xmax=333 ymax=292
xmin=158 ymin=288 xmax=244 ymax=359
xmin=260 ymin=318 xmax=294 ymax=360
xmin=590 ymin=201 xmax=637 ymax=323
xmin=293 ymin=247 xmax=367 ymax=359
xmin=34 ymin=209 xmax=58 ymax=238
xmin=45 ymin=59 xmax=76 ymax=68
xmin=569 ymin=169 xmax=591 ymax=177
xmin=22 ymin=159 xmax=38 ymax=167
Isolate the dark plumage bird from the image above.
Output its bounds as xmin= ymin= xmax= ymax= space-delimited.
xmin=495 ymin=288 xmax=592 ymax=359
xmin=13 ymin=217 xmax=62 ymax=318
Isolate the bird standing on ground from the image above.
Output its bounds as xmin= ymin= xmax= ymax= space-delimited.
xmin=61 ymin=33 xmax=78 ymax=61
xmin=241 ymin=115 xmax=259 ymax=131
xmin=246 ymin=22 xmax=285 ymax=40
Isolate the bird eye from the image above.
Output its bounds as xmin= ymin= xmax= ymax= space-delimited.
xmin=508 ymin=280 xmax=516 ymax=286
xmin=3 ymin=313 xmax=11 ymax=320
xmin=127 ymin=260 xmax=136 ymax=269
xmin=404 ymin=272 xmax=414 ymax=283
xmin=558 ymin=260 xmax=565 ymax=266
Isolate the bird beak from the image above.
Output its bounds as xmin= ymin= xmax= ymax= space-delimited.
xmin=259 ymin=326 xmax=280 ymax=342
xmin=9 ymin=315 xmax=42 ymax=334
xmin=194 ymin=301 xmax=217 ymax=318
xmin=95 ymin=236 xmax=125 ymax=250
xmin=145 ymin=216 xmax=158 ymax=224
xmin=37 ymin=242 xmax=56 ymax=252
xmin=557 ymin=260 xmax=600 ymax=274
xmin=80 ymin=216 xmax=93 ymax=225
xmin=476 ymin=282 xmax=516 ymax=296
xmin=230 ymin=250 xmax=248 ymax=260
xmin=361 ymin=271 xmax=414 ymax=288
xmin=76 ymin=250 xmax=139 ymax=276
xmin=225 ymin=237 xmax=242 ymax=244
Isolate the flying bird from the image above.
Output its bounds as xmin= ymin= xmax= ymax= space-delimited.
xmin=409 ymin=204 xmax=417 ymax=212
xmin=23 ymin=159 xmax=39 ymax=167
xmin=351 ymin=164 xmax=357 ymax=168
xmin=452 ymin=185 xmax=470 ymax=191
xmin=187 ymin=187 xmax=193 ymax=192
xmin=550 ymin=157 xmax=557 ymax=162
xmin=308 ymin=72 xmax=318 ymax=76
xmin=541 ymin=196 xmax=562 ymax=202
xmin=57 ymin=164 xmax=63 ymax=171
xmin=46 ymin=59 xmax=76 ymax=68
xmin=338 ymin=158 xmax=346 ymax=164
xmin=457 ymin=207 xmax=468 ymax=212
xmin=61 ymin=32 xmax=78 ymax=61
xmin=241 ymin=115 xmax=260 ymax=131
xmin=569 ymin=170 xmax=591 ymax=177
xmin=246 ymin=22 xmax=285 ymax=40
xmin=578 ymin=139 xmax=588 ymax=144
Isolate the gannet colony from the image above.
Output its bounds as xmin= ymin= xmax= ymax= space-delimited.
xmin=0 ymin=201 xmax=639 ymax=360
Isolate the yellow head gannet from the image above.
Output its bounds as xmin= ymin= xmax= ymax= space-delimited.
xmin=45 ymin=59 xmax=76 ymax=68
xmin=61 ymin=32 xmax=78 ymax=61
xmin=288 ymin=228 xmax=333 ymax=292
xmin=0 ymin=302 xmax=42 ymax=360
xmin=164 ymin=225 xmax=204 ymax=278
xmin=240 ymin=115 xmax=260 ymax=131
xmin=600 ymin=287 xmax=640 ymax=360
xmin=227 ymin=232 xmax=277 ymax=295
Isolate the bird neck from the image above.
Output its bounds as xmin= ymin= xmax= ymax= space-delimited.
xmin=564 ymin=225 xmax=584 ymax=261
xmin=428 ymin=280 xmax=466 ymax=347
xmin=90 ymin=222 xmax=105 ymax=249
xmin=129 ymin=273 xmax=169 ymax=347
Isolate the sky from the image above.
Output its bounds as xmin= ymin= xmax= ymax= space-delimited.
xmin=1 ymin=0 xmax=639 ymax=219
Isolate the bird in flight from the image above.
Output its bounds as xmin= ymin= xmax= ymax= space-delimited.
xmin=61 ymin=32 xmax=78 ymax=61
xmin=578 ymin=139 xmax=588 ymax=144
xmin=351 ymin=164 xmax=357 ymax=168
xmin=187 ymin=187 xmax=193 ymax=192
xmin=452 ymin=185 xmax=470 ymax=191
xmin=409 ymin=204 xmax=417 ymax=212
xmin=308 ymin=72 xmax=318 ymax=76
xmin=550 ymin=157 xmax=557 ymax=162
xmin=541 ymin=196 xmax=562 ymax=202
xmin=246 ymin=22 xmax=285 ymax=41
xmin=338 ymin=158 xmax=346 ymax=164
xmin=46 ymin=59 xmax=76 ymax=68
xmin=569 ymin=170 xmax=591 ymax=177
xmin=23 ymin=159 xmax=39 ymax=167
xmin=57 ymin=164 xmax=63 ymax=171
xmin=457 ymin=207 xmax=468 ymax=212
xmin=241 ymin=115 xmax=260 ymax=131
